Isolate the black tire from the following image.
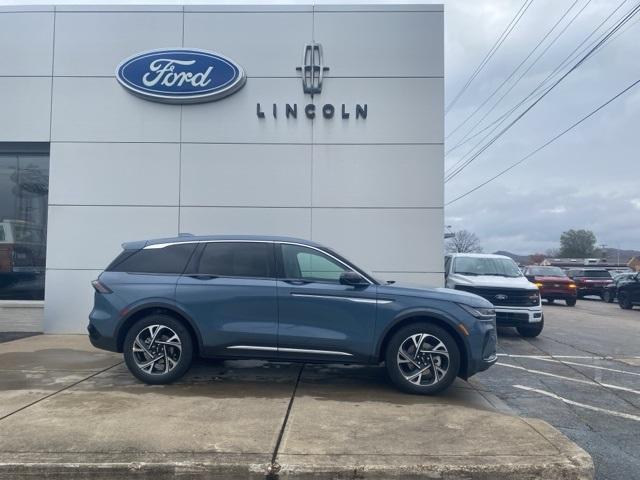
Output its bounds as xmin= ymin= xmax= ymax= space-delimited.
xmin=123 ymin=314 xmax=193 ymax=385
xmin=565 ymin=297 xmax=576 ymax=307
xmin=618 ymin=292 xmax=633 ymax=310
xmin=603 ymin=290 xmax=615 ymax=303
xmin=385 ymin=323 xmax=460 ymax=395
xmin=547 ymin=298 xmax=554 ymax=304
xmin=517 ymin=318 xmax=544 ymax=338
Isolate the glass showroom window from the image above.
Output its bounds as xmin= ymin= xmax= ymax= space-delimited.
xmin=0 ymin=148 xmax=49 ymax=300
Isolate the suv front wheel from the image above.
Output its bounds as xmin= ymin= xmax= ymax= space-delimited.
xmin=385 ymin=323 xmax=460 ymax=395
xmin=618 ymin=292 xmax=633 ymax=310
xmin=123 ymin=314 xmax=193 ymax=384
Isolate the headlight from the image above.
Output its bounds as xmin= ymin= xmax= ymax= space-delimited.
xmin=528 ymin=291 xmax=540 ymax=305
xmin=458 ymin=303 xmax=495 ymax=321
xmin=535 ymin=282 xmax=544 ymax=288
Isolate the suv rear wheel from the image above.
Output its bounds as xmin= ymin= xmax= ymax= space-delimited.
xmin=517 ymin=318 xmax=544 ymax=338
xmin=618 ymin=292 xmax=633 ymax=310
xmin=123 ymin=314 xmax=193 ymax=384
xmin=566 ymin=298 xmax=576 ymax=307
xmin=385 ymin=323 xmax=460 ymax=395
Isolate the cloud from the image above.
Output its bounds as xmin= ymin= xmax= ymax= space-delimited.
xmin=443 ymin=0 xmax=639 ymax=253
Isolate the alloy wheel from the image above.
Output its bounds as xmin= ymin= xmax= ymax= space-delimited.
xmin=396 ymin=333 xmax=450 ymax=386
xmin=132 ymin=324 xmax=182 ymax=375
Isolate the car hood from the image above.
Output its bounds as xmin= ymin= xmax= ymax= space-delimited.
xmin=534 ymin=276 xmax=573 ymax=283
xmin=377 ymin=282 xmax=493 ymax=308
xmin=448 ymin=273 xmax=538 ymax=290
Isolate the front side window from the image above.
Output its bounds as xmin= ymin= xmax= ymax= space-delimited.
xmin=281 ymin=244 xmax=350 ymax=282
xmin=453 ymin=256 xmax=522 ymax=278
xmin=197 ymin=242 xmax=275 ymax=278
xmin=0 ymin=147 xmax=49 ymax=300
xmin=108 ymin=244 xmax=196 ymax=274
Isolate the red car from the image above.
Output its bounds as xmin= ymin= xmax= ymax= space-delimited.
xmin=566 ymin=268 xmax=613 ymax=300
xmin=523 ymin=266 xmax=577 ymax=306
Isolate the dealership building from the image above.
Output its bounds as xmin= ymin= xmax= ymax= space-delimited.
xmin=0 ymin=2 xmax=444 ymax=333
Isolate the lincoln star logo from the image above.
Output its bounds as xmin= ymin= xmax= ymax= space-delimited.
xmin=116 ymin=49 xmax=246 ymax=104
xmin=494 ymin=294 xmax=508 ymax=301
xmin=296 ymin=42 xmax=329 ymax=94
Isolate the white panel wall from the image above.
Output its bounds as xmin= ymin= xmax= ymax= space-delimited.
xmin=49 ymin=143 xmax=180 ymax=206
xmin=0 ymin=12 xmax=54 ymax=76
xmin=181 ymin=144 xmax=311 ymax=207
xmin=0 ymin=4 xmax=445 ymax=332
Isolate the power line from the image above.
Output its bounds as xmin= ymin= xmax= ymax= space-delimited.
xmin=445 ymin=0 xmax=630 ymax=162
xmin=446 ymin=77 xmax=640 ymax=206
xmin=446 ymin=0 xmax=584 ymax=141
xmin=444 ymin=1 xmax=640 ymax=183
xmin=445 ymin=0 xmax=534 ymax=114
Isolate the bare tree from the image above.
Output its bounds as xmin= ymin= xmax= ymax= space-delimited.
xmin=446 ymin=230 xmax=483 ymax=253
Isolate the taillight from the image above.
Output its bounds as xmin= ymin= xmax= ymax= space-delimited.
xmin=0 ymin=245 xmax=13 ymax=272
xmin=91 ymin=280 xmax=112 ymax=294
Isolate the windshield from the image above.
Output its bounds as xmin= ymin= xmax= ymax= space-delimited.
xmin=453 ymin=256 xmax=522 ymax=278
xmin=583 ymin=270 xmax=612 ymax=278
xmin=528 ymin=266 xmax=567 ymax=277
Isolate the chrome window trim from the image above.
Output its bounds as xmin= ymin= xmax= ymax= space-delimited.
xmin=290 ymin=292 xmax=392 ymax=305
xmin=143 ymin=239 xmax=375 ymax=284
xmin=226 ymin=345 xmax=353 ymax=356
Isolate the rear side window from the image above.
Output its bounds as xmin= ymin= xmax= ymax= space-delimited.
xmin=107 ymin=244 xmax=196 ymax=274
xmin=196 ymin=242 xmax=275 ymax=278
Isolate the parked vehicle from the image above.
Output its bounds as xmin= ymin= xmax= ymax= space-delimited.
xmin=565 ymin=268 xmax=613 ymax=300
xmin=89 ymin=235 xmax=498 ymax=395
xmin=603 ymin=272 xmax=637 ymax=303
xmin=616 ymin=272 xmax=640 ymax=310
xmin=523 ymin=266 xmax=577 ymax=306
xmin=444 ymin=253 xmax=543 ymax=337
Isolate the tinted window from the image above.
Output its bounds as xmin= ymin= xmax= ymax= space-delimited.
xmin=583 ymin=270 xmax=612 ymax=278
xmin=0 ymin=150 xmax=49 ymax=300
xmin=527 ymin=266 xmax=567 ymax=277
xmin=197 ymin=242 xmax=274 ymax=278
xmin=453 ymin=256 xmax=522 ymax=278
xmin=281 ymin=244 xmax=350 ymax=282
xmin=108 ymin=244 xmax=196 ymax=274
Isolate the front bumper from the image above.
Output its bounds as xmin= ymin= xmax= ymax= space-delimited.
xmin=465 ymin=319 xmax=498 ymax=378
xmin=495 ymin=306 xmax=543 ymax=327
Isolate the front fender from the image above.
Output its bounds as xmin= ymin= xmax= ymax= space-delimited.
xmin=374 ymin=305 xmax=472 ymax=365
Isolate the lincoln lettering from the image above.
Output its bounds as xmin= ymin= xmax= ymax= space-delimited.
xmin=256 ymin=103 xmax=368 ymax=120
xmin=143 ymin=59 xmax=213 ymax=88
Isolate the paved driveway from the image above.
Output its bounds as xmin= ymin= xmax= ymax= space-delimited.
xmin=477 ymin=298 xmax=640 ymax=480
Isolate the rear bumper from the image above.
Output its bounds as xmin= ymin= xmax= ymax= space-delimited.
xmin=577 ymin=287 xmax=606 ymax=296
xmin=87 ymin=323 xmax=119 ymax=352
xmin=541 ymin=291 xmax=577 ymax=300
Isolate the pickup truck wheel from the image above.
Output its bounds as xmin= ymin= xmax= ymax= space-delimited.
xmin=565 ymin=298 xmax=576 ymax=307
xmin=517 ymin=318 xmax=544 ymax=338
xmin=123 ymin=315 xmax=193 ymax=385
xmin=618 ymin=292 xmax=633 ymax=310
xmin=385 ymin=323 xmax=460 ymax=395
xmin=547 ymin=298 xmax=554 ymax=304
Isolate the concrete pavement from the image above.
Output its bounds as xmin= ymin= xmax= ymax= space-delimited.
xmin=0 ymin=334 xmax=593 ymax=479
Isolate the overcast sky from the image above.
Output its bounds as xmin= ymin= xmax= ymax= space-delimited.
xmin=444 ymin=0 xmax=639 ymax=254
xmin=2 ymin=0 xmax=637 ymax=254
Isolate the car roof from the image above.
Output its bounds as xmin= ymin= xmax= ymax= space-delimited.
xmin=447 ymin=253 xmax=513 ymax=260
xmin=121 ymin=234 xmax=325 ymax=250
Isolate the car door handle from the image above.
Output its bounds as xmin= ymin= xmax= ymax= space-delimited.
xmin=282 ymin=279 xmax=311 ymax=285
xmin=187 ymin=274 xmax=218 ymax=280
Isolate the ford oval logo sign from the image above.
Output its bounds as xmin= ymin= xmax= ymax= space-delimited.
xmin=116 ymin=48 xmax=246 ymax=104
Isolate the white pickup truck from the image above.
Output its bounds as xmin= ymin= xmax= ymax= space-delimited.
xmin=444 ymin=253 xmax=544 ymax=337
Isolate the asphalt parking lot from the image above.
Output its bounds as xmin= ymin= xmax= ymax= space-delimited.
xmin=477 ymin=297 xmax=640 ymax=480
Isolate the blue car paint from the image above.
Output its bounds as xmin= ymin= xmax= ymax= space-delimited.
xmin=88 ymin=235 xmax=497 ymax=379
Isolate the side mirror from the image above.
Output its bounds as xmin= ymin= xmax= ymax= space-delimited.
xmin=340 ymin=271 xmax=368 ymax=286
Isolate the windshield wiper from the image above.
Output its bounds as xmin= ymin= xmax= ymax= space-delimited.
xmin=455 ymin=271 xmax=480 ymax=276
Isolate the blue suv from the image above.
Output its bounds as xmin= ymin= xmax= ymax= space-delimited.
xmin=88 ymin=235 xmax=497 ymax=395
